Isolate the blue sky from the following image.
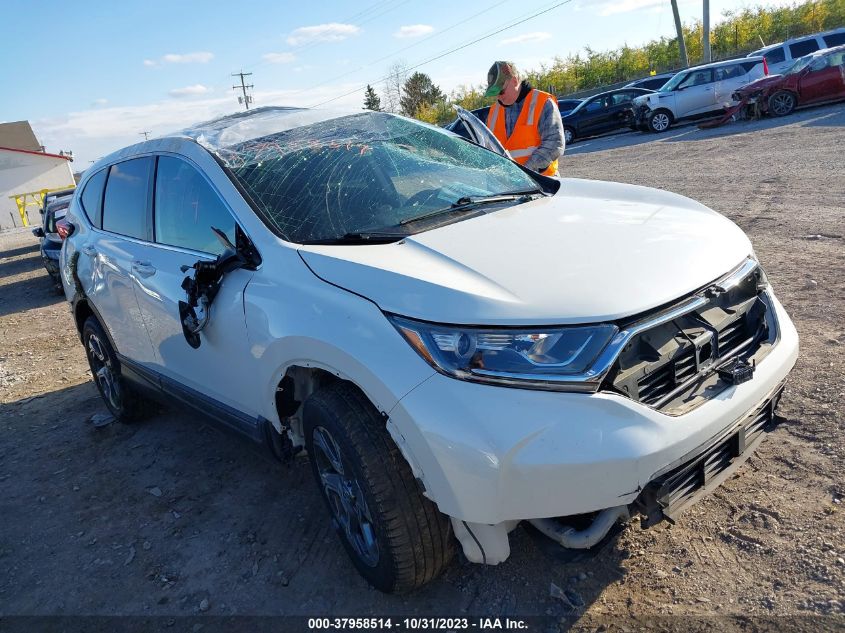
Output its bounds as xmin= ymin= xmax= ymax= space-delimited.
xmin=2 ymin=0 xmax=794 ymax=165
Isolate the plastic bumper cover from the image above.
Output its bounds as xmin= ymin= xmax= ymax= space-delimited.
xmin=387 ymin=293 xmax=798 ymax=525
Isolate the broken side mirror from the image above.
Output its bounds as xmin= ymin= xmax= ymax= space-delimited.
xmin=178 ymin=225 xmax=260 ymax=348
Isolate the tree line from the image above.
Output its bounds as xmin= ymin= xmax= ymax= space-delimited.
xmin=363 ymin=0 xmax=844 ymax=125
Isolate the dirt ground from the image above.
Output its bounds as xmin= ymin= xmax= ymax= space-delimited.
xmin=1 ymin=104 xmax=844 ymax=631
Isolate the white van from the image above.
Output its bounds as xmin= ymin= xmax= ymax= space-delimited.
xmin=748 ymin=28 xmax=845 ymax=74
xmin=632 ymin=57 xmax=768 ymax=132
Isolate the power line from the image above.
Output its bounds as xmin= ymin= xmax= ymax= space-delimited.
xmin=308 ymin=0 xmax=575 ymax=108
xmin=232 ymin=71 xmax=254 ymax=110
xmin=281 ymin=0 xmax=510 ymax=101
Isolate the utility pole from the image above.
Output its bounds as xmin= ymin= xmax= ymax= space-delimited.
xmin=232 ymin=71 xmax=254 ymax=110
xmin=703 ymin=0 xmax=711 ymax=62
xmin=670 ymin=0 xmax=689 ymax=67
xmin=139 ymin=131 xmax=151 ymax=140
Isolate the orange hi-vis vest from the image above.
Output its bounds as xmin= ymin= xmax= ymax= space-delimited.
xmin=486 ymin=89 xmax=559 ymax=177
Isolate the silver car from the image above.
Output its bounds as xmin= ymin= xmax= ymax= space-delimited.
xmin=632 ymin=57 xmax=768 ymax=132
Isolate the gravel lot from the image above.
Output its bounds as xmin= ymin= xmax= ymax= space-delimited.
xmin=1 ymin=104 xmax=844 ymax=631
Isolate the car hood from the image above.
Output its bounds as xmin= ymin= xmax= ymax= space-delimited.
xmin=737 ymin=74 xmax=787 ymax=93
xmin=298 ymin=178 xmax=752 ymax=325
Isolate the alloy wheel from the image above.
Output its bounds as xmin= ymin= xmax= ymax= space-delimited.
xmin=651 ymin=112 xmax=670 ymax=131
xmin=771 ymin=93 xmax=795 ymax=116
xmin=564 ymin=128 xmax=574 ymax=144
xmin=312 ymin=426 xmax=379 ymax=567
xmin=87 ymin=333 xmax=121 ymax=411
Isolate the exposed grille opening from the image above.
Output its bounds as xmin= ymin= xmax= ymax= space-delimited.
xmin=606 ymin=265 xmax=777 ymax=414
xmin=634 ymin=386 xmax=783 ymax=527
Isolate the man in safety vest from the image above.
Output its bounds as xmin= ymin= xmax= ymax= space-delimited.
xmin=484 ymin=61 xmax=564 ymax=177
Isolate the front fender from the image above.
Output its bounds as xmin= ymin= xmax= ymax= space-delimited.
xmin=243 ymin=272 xmax=436 ymax=426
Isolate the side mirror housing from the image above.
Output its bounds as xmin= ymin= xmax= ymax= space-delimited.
xmin=32 ymin=227 xmax=45 ymax=238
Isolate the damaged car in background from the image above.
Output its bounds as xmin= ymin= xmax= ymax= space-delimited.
xmin=732 ymin=44 xmax=845 ymax=117
xmin=59 ymin=106 xmax=798 ymax=593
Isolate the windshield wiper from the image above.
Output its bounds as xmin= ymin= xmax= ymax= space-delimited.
xmin=300 ymin=231 xmax=406 ymax=245
xmin=399 ymin=190 xmax=541 ymax=226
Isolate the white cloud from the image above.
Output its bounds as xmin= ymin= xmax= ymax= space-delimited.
xmin=500 ymin=32 xmax=552 ymax=45
xmin=162 ymin=52 xmax=214 ymax=64
xmin=169 ymin=84 xmax=211 ymax=98
xmin=144 ymin=52 xmax=214 ymax=66
xmin=393 ymin=24 xmax=434 ymax=39
xmin=287 ymin=23 xmax=360 ymax=46
xmin=92 ymin=98 xmax=109 ymax=107
xmin=262 ymin=52 xmax=297 ymax=64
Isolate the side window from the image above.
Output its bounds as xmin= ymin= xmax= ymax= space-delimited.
xmin=679 ymin=69 xmax=713 ymax=88
xmin=102 ymin=158 xmax=153 ymax=240
xmin=715 ymin=65 xmax=742 ymax=81
xmin=763 ymin=48 xmax=786 ymax=64
xmin=789 ymin=39 xmax=819 ymax=58
xmin=154 ymin=156 xmax=236 ymax=255
xmin=809 ymin=56 xmax=828 ymax=71
xmin=80 ymin=168 xmax=107 ymax=228
xmin=611 ymin=91 xmax=634 ymax=105
xmin=584 ymin=98 xmax=604 ymax=112
xmin=823 ymin=33 xmax=845 ymax=47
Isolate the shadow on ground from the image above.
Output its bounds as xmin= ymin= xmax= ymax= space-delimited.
xmin=2 ymin=381 xmax=629 ymax=619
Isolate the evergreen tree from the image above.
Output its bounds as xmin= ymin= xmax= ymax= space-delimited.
xmin=363 ymin=84 xmax=381 ymax=111
xmin=400 ymin=72 xmax=445 ymax=117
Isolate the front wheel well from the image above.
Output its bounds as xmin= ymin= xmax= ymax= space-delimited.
xmin=74 ymin=299 xmax=95 ymax=337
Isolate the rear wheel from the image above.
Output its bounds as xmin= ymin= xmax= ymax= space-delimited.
xmin=563 ymin=126 xmax=575 ymax=144
xmin=82 ymin=317 xmax=149 ymax=423
xmin=304 ymin=382 xmax=454 ymax=593
xmin=648 ymin=109 xmax=672 ymax=133
xmin=768 ymin=90 xmax=796 ymax=117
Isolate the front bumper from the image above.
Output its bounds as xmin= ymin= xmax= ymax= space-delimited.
xmin=387 ymin=292 xmax=798 ymax=526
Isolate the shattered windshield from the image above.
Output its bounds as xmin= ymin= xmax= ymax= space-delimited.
xmin=214 ymin=112 xmax=537 ymax=243
xmin=658 ymin=71 xmax=687 ymax=92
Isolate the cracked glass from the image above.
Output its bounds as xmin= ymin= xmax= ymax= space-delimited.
xmin=204 ymin=111 xmax=536 ymax=243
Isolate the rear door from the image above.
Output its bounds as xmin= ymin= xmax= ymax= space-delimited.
xmin=714 ymin=62 xmax=754 ymax=104
xmin=84 ymin=157 xmax=158 ymax=364
xmin=674 ymin=69 xmax=716 ymax=116
xmin=131 ymin=154 xmax=260 ymax=421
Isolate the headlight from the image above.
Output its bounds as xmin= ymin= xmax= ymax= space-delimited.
xmin=389 ymin=315 xmax=618 ymax=391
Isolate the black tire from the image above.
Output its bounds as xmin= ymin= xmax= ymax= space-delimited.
xmin=768 ymin=90 xmax=796 ymax=117
xmin=304 ymin=382 xmax=454 ymax=593
xmin=647 ymin=109 xmax=672 ymax=133
xmin=563 ymin=126 xmax=575 ymax=145
xmin=81 ymin=317 xmax=149 ymax=423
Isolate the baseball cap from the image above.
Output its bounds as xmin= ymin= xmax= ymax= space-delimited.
xmin=485 ymin=61 xmax=517 ymax=98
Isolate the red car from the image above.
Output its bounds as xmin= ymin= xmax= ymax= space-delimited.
xmin=733 ymin=44 xmax=845 ymax=116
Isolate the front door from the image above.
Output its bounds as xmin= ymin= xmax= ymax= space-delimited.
xmin=675 ymin=69 xmax=716 ymax=116
xmin=132 ymin=155 xmax=260 ymax=423
xmin=799 ymin=53 xmax=845 ymax=103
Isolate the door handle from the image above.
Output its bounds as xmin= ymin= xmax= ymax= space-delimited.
xmin=131 ymin=260 xmax=157 ymax=278
xmin=81 ymin=245 xmax=97 ymax=256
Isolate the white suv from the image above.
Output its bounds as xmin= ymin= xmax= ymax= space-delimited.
xmin=60 ymin=107 xmax=798 ymax=593
xmin=749 ymin=27 xmax=845 ymax=75
xmin=633 ymin=57 xmax=768 ymax=132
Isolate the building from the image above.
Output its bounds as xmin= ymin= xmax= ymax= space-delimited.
xmin=0 ymin=121 xmax=75 ymax=230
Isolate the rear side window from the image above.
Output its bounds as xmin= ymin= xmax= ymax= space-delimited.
xmin=790 ymin=39 xmax=820 ymax=58
xmin=154 ymin=156 xmax=236 ymax=255
xmin=763 ymin=48 xmax=786 ymax=64
xmin=824 ymin=33 xmax=845 ymax=47
xmin=80 ymin=168 xmax=107 ymax=228
xmin=715 ymin=64 xmax=744 ymax=80
xmin=102 ymin=157 xmax=153 ymax=240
